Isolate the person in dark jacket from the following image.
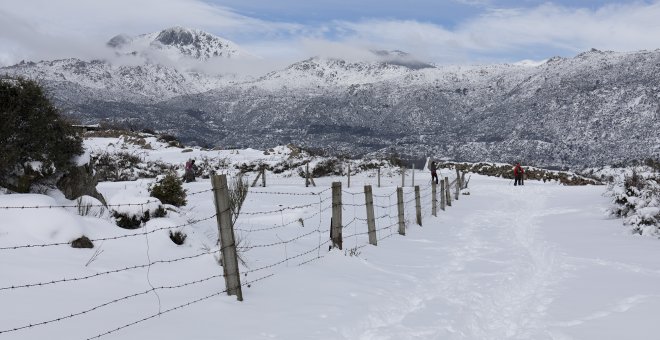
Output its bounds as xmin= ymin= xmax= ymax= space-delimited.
xmin=431 ymin=161 xmax=439 ymax=184
xmin=513 ymin=162 xmax=524 ymax=186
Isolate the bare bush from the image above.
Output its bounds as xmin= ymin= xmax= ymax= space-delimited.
xmin=228 ymin=174 xmax=249 ymax=226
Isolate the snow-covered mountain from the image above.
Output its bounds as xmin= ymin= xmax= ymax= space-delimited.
xmin=159 ymin=48 xmax=660 ymax=168
xmin=253 ymin=55 xmax=435 ymax=89
xmin=1 ymin=26 xmax=659 ymax=168
xmin=2 ymin=58 xmax=227 ymax=102
xmin=108 ymin=26 xmax=244 ymax=61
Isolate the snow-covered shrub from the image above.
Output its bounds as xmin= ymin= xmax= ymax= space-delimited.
xmin=92 ymin=151 xmax=175 ymax=181
xmin=0 ymin=77 xmax=83 ymax=192
xmin=114 ymin=210 xmax=150 ymax=229
xmin=169 ymin=230 xmax=187 ymax=245
xmin=608 ymin=168 xmax=660 ymax=236
xmin=113 ymin=204 xmax=165 ymax=229
xmin=310 ymin=158 xmax=344 ymax=177
xmin=93 ymin=151 xmax=141 ymax=181
xmin=271 ymin=159 xmax=307 ymax=174
xmin=109 ymin=195 xmax=163 ymax=229
xmin=149 ymin=173 xmax=187 ymax=207
xmin=194 ymin=155 xmax=229 ymax=178
xmin=236 ymin=162 xmax=265 ymax=173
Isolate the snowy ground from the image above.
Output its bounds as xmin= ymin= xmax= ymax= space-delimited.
xmin=1 ymin=171 xmax=660 ymax=340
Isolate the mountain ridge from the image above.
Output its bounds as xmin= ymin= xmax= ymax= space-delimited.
xmin=1 ymin=28 xmax=658 ymax=168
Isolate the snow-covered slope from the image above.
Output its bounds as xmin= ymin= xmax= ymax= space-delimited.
xmin=2 ymin=24 xmax=659 ymax=167
xmin=2 ymin=150 xmax=660 ymax=339
xmin=253 ymin=52 xmax=435 ymax=89
xmin=2 ymin=58 xmax=227 ymax=101
xmin=108 ymin=26 xmax=244 ymax=61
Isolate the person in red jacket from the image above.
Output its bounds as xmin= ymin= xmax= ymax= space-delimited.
xmin=184 ymin=159 xmax=197 ymax=183
xmin=513 ymin=162 xmax=524 ymax=186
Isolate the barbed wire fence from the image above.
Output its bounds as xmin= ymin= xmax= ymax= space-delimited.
xmin=0 ymin=171 xmax=469 ymax=339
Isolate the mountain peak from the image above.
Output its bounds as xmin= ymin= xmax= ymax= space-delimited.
xmin=153 ymin=26 xmax=207 ymax=47
xmin=107 ymin=27 xmax=242 ymax=61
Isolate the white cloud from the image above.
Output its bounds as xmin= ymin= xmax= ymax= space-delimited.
xmin=330 ymin=2 xmax=660 ymax=63
xmin=461 ymin=2 xmax=660 ymax=52
xmin=0 ymin=0 xmax=301 ymax=66
xmin=1 ymin=0 xmax=660 ymax=67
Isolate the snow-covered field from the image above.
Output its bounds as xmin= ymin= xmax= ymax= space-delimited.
xmin=2 ymin=164 xmax=660 ymax=339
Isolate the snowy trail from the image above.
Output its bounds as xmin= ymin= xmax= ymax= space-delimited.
xmin=3 ymin=175 xmax=660 ymax=340
xmin=340 ymin=181 xmax=565 ymax=340
xmin=318 ymin=178 xmax=660 ymax=340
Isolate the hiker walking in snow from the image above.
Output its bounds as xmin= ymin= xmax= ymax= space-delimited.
xmin=430 ymin=161 xmax=439 ymax=184
xmin=513 ymin=162 xmax=524 ymax=186
xmin=184 ymin=159 xmax=197 ymax=183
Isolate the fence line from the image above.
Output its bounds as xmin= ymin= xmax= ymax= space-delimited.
xmin=0 ymin=213 xmax=218 ymax=251
xmin=0 ymin=170 xmax=468 ymax=339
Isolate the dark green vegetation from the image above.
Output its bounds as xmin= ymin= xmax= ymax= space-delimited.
xmin=0 ymin=77 xmax=83 ymax=192
xmin=149 ymin=173 xmax=187 ymax=207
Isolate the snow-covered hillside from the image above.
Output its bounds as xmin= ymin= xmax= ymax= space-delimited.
xmin=3 ymin=59 xmax=227 ymax=102
xmin=1 ymin=27 xmax=659 ymax=167
xmin=1 ymin=139 xmax=659 ymax=339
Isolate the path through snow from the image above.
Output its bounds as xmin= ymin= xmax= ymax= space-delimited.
xmin=3 ymin=175 xmax=660 ymax=340
xmin=326 ymin=178 xmax=660 ymax=340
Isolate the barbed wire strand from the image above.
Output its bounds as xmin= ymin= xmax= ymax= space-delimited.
xmin=0 ymin=249 xmax=221 ymax=291
xmin=234 ymin=203 xmax=331 ymax=233
xmin=241 ymin=202 xmax=323 ymax=216
xmin=0 ymin=200 xmax=162 ymax=210
xmin=84 ymin=273 xmax=274 ymax=340
xmin=248 ymin=187 xmax=331 ymax=196
xmin=244 ymin=228 xmax=322 ymax=250
xmin=0 ymin=273 xmax=225 ymax=335
xmin=0 ymin=214 xmax=218 ymax=251
xmin=0 ymin=187 xmax=221 ymax=210
xmin=247 ymin=239 xmax=332 ymax=274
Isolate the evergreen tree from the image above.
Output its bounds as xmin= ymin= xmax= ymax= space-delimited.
xmin=0 ymin=77 xmax=83 ymax=191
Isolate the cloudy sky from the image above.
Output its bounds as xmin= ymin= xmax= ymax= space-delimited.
xmin=1 ymin=0 xmax=660 ymax=67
